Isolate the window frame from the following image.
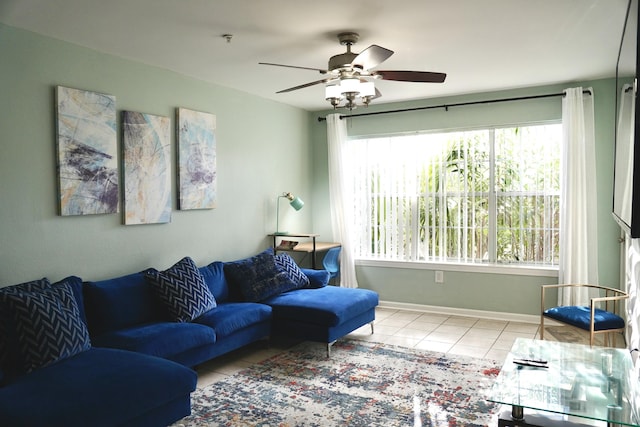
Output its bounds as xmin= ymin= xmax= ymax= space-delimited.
xmin=347 ymin=120 xmax=562 ymax=274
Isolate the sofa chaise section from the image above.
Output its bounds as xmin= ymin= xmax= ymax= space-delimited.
xmin=0 ymin=347 xmax=197 ymax=427
xmin=265 ymin=285 xmax=379 ymax=356
xmin=0 ymin=276 xmax=197 ymax=427
xmin=222 ymin=249 xmax=380 ymax=356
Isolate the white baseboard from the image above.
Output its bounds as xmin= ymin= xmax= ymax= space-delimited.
xmin=379 ymin=300 xmax=544 ymax=324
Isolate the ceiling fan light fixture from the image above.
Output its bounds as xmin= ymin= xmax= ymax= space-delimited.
xmin=325 ymin=84 xmax=342 ymax=100
xmin=325 ymin=78 xmax=377 ymax=110
xmin=340 ymin=77 xmax=361 ymax=93
xmin=260 ymin=31 xmax=446 ymax=110
xmin=359 ymin=81 xmax=375 ymax=97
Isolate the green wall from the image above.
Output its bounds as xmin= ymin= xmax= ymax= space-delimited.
xmin=310 ymin=80 xmax=622 ymax=315
xmin=0 ymin=24 xmax=313 ymax=285
xmin=0 ymin=22 xmax=622 ymax=317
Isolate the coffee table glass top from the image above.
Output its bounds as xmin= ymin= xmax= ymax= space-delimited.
xmin=487 ymin=338 xmax=639 ymax=426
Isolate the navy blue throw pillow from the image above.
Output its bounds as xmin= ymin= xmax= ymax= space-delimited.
xmin=224 ymin=249 xmax=297 ymax=302
xmin=300 ymin=268 xmax=330 ymax=288
xmin=146 ymin=257 xmax=217 ymax=322
xmin=3 ymin=282 xmax=91 ymax=373
xmin=275 ymin=252 xmax=310 ymax=289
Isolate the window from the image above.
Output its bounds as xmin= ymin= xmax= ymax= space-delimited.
xmin=346 ymin=123 xmax=562 ymax=266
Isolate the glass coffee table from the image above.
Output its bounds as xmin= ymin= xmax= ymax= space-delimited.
xmin=487 ymin=338 xmax=639 ymax=427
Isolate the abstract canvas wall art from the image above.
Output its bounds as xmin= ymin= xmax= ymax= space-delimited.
xmin=56 ymin=86 xmax=118 ymax=215
xmin=122 ymin=111 xmax=171 ymax=225
xmin=176 ymin=108 xmax=217 ymax=210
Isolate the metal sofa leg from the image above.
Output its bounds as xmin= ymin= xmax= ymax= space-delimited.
xmin=327 ymin=340 xmax=336 ymax=358
xmin=370 ymin=321 xmax=375 ymax=335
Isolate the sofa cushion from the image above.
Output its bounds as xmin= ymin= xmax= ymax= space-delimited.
xmin=199 ymin=261 xmax=229 ymax=302
xmin=275 ymin=253 xmax=309 ymax=289
xmin=3 ymin=282 xmax=91 ymax=373
xmin=0 ymin=347 xmax=197 ymax=427
xmin=91 ymin=322 xmax=216 ymax=360
xmin=300 ymin=268 xmax=330 ymax=289
xmin=224 ymin=249 xmax=296 ymax=302
xmin=194 ymin=302 xmax=272 ymax=339
xmin=264 ymin=286 xmax=379 ymax=327
xmin=146 ymin=257 xmax=217 ymax=322
xmin=84 ymin=271 xmax=166 ymax=336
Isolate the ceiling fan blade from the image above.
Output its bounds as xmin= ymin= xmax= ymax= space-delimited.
xmin=352 ymin=45 xmax=394 ymax=70
xmin=276 ymin=78 xmax=329 ymax=93
xmin=259 ymin=62 xmax=327 ymax=74
xmin=376 ymin=70 xmax=446 ymax=83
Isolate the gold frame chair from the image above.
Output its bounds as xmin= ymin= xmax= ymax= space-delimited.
xmin=540 ymin=284 xmax=628 ymax=347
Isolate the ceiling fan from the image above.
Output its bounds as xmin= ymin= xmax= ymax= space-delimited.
xmin=259 ymin=32 xmax=446 ymax=109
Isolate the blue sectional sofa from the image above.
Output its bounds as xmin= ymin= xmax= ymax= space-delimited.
xmin=83 ymin=261 xmax=272 ymax=368
xmin=0 ymin=276 xmax=197 ymax=427
xmin=0 ymin=249 xmax=379 ymax=427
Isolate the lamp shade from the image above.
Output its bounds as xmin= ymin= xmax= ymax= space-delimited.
xmin=340 ymin=78 xmax=361 ymax=93
xmin=359 ymin=81 xmax=376 ymax=97
xmin=325 ymin=84 xmax=342 ymax=100
xmin=289 ymin=196 xmax=304 ymax=210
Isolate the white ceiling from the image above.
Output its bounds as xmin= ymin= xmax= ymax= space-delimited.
xmin=0 ymin=0 xmax=631 ymax=111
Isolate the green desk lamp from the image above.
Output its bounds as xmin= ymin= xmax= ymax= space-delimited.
xmin=275 ymin=192 xmax=304 ymax=235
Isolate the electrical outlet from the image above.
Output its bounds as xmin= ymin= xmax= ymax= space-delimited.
xmin=435 ymin=270 xmax=444 ymax=283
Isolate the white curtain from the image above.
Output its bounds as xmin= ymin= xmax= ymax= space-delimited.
xmin=558 ymin=87 xmax=599 ymax=305
xmin=326 ymin=114 xmax=358 ymax=288
xmin=627 ymin=238 xmax=640 ymax=362
xmin=614 ymin=84 xmax=635 ymax=225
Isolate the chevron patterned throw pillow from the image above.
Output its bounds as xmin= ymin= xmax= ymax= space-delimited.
xmin=3 ymin=282 xmax=91 ymax=373
xmin=0 ymin=278 xmax=52 ymax=375
xmin=275 ymin=253 xmax=309 ymax=289
xmin=146 ymin=257 xmax=217 ymax=322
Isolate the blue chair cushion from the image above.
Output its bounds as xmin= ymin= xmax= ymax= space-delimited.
xmin=2 ymin=282 xmax=91 ymax=373
xmin=264 ymin=286 xmax=379 ymax=327
xmin=146 ymin=257 xmax=217 ymax=322
xmin=544 ymin=306 xmax=625 ymax=331
xmin=224 ymin=249 xmax=297 ymax=302
xmin=91 ymin=322 xmax=216 ymax=359
xmin=193 ymin=302 xmax=272 ymax=339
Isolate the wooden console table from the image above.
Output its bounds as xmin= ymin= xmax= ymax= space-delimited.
xmin=268 ymin=233 xmax=340 ymax=269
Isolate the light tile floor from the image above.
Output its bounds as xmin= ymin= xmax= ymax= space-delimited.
xmin=193 ymin=306 xmax=613 ymax=389
xmin=348 ymin=307 xmax=540 ymax=362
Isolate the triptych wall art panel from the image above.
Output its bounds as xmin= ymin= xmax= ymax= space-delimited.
xmin=122 ymin=111 xmax=172 ymax=225
xmin=177 ymin=108 xmax=217 ymax=210
xmin=55 ymin=86 xmax=217 ymax=222
xmin=56 ymin=86 xmax=118 ymax=216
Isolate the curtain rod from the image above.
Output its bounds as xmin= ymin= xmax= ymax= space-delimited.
xmin=316 ymin=89 xmax=592 ymax=122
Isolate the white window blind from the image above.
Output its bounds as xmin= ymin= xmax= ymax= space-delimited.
xmin=347 ymin=123 xmax=561 ymax=266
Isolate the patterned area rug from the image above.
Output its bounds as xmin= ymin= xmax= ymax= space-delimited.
xmin=173 ymin=340 xmax=501 ymax=426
